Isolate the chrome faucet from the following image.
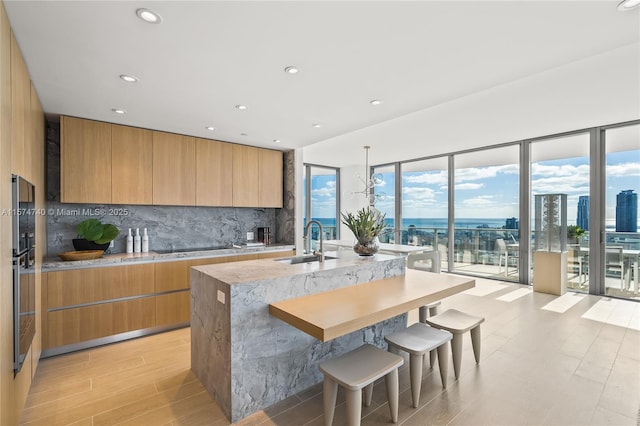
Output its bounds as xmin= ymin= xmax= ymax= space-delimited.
xmin=304 ymin=220 xmax=324 ymax=263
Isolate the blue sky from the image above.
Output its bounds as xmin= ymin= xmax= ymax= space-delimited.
xmin=308 ymin=149 xmax=639 ymax=227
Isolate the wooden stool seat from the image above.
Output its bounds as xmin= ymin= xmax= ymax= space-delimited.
xmin=426 ymin=309 xmax=485 ymax=380
xmin=385 ymin=323 xmax=452 ymax=407
xmin=319 ymin=344 xmax=404 ymax=426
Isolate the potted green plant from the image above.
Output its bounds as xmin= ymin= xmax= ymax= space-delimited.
xmin=73 ymin=218 xmax=119 ymax=251
xmin=567 ymin=225 xmax=586 ymax=245
xmin=340 ymin=207 xmax=386 ymax=256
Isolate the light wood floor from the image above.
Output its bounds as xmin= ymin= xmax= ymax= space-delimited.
xmin=21 ymin=277 xmax=640 ymax=426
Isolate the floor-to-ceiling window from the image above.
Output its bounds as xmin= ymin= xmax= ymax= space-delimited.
xmin=603 ymin=124 xmax=639 ymax=298
xmin=453 ymin=146 xmax=520 ymax=281
xmin=530 ymin=133 xmax=590 ymax=291
xmin=372 ymin=164 xmax=396 ymax=243
xmin=303 ymin=164 xmax=340 ymax=250
xmin=401 ymin=158 xmax=449 ymax=269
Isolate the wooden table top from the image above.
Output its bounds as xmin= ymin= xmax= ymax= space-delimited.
xmin=268 ymin=269 xmax=475 ymax=341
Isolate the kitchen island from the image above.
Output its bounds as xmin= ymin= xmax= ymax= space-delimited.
xmin=191 ymin=250 xmax=476 ymax=422
xmin=190 ymin=250 xmax=407 ymax=422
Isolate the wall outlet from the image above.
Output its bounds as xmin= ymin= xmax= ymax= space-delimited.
xmin=217 ymin=290 xmax=225 ymax=304
xmin=246 ymin=231 xmax=254 ymax=241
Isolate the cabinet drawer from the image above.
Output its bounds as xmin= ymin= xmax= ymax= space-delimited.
xmin=156 ymin=291 xmax=190 ymax=327
xmin=47 ymin=264 xmax=154 ymax=309
xmin=45 ymin=297 xmax=155 ymax=349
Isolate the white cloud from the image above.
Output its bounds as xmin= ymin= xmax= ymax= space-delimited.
xmin=455 ymin=164 xmax=518 ymax=183
xmin=606 ymin=162 xmax=640 ymax=177
xmin=404 ymin=171 xmax=448 ymax=185
xmin=532 ymin=163 xmax=589 ymax=177
xmin=455 ymin=183 xmax=484 ymax=190
xmin=463 ymin=196 xmax=494 ymax=207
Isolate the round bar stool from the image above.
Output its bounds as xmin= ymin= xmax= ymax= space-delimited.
xmin=425 ymin=309 xmax=485 ymax=380
xmin=384 ymin=323 xmax=452 ymax=408
xmin=319 ymin=344 xmax=404 ymax=426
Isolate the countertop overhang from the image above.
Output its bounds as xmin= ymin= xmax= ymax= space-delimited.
xmin=269 ymin=269 xmax=475 ymax=341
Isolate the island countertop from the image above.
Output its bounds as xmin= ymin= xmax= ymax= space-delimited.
xmin=269 ymin=269 xmax=475 ymax=341
xmin=191 ymin=250 xmax=401 ymax=285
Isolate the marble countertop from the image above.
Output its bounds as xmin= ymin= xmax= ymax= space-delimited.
xmin=42 ymin=244 xmax=295 ymax=271
xmin=192 ymin=250 xmax=402 ymax=285
xmin=323 ymin=239 xmax=431 ymax=254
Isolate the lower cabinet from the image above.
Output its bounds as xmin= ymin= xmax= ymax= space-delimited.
xmin=42 ymin=250 xmax=294 ymax=355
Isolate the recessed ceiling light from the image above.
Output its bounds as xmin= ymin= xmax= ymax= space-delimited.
xmin=136 ymin=8 xmax=162 ymax=23
xmin=205 ymin=126 xmax=215 ymax=131
xmin=617 ymin=0 xmax=640 ymax=10
xmin=312 ymin=123 xmax=321 ymax=128
xmin=273 ymin=139 xmax=281 ymax=143
xmin=235 ymin=105 xmax=247 ymax=110
xmin=119 ymin=74 xmax=138 ymax=83
xmin=370 ymin=99 xmax=382 ymax=105
xmin=112 ymin=108 xmax=127 ymax=114
xmin=284 ymin=66 xmax=299 ymax=74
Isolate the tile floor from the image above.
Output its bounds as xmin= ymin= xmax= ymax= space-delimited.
xmin=21 ymin=276 xmax=640 ymax=425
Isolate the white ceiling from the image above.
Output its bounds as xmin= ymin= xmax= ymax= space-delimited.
xmin=4 ymin=1 xmax=640 ymax=167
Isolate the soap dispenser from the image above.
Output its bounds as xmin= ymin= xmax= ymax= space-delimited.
xmin=134 ymin=228 xmax=141 ymax=253
xmin=142 ymin=228 xmax=149 ymax=253
xmin=126 ymin=228 xmax=133 ymax=254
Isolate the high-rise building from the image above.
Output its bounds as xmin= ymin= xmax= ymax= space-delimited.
xmin=616 ymin=190 xmax=638 ymax=232
xmin=577 ymin=196 xmax=589 ymax=231
xmin=505 ymin=217 xmax=519 ymax=230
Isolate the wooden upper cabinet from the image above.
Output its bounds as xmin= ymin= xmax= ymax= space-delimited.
xmin=259 ymin=149 xmax=283 ymax=208
xmin=11 ymin=31 xmax=30 ymax=179
xmin=60 ymin=116 xmax=112 ymax=203
xmin=112 ymin=124 xmax=153 ymax=205
xmin=195 ymin=138 xmax=233 ymax=206
xmin=232 ymin=144 xmax=259 ymax=207
xmin=152 ymin=131 xmax=196 ymax=205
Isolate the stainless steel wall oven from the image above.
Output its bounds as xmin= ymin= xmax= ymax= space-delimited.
xmin=12 ymin=175 xmax=36 ymax=374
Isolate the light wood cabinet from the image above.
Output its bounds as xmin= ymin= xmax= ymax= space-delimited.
xmin=232 ymin=144 xmax=259 ymax=207
xmin=59 ymin=117 xmax=284 ymax=208
xmin=46 ymin=298 xmax=156 ymax=349
xmin=10 ymin=31 xmax=29 ymax=178
xmin=196 ymin=138 xmax=233 ymax=206
xmin=156 ymin=292 xmax=190 ymax=327
xmin=60 ymin=116 xmax=112 ymax=203
xmin=111 ymin=124 xmax=153 ymax=204
xmin=46 ymin=264 xmax=154 ymax=308
xmin=152 ymin=131 xmax=196 ymax=205
xmin=259 ymin=148 xmax=283 ymax=208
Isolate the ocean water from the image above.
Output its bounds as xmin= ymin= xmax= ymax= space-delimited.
xmin=309 ymin=217 xmax=511 ymax=230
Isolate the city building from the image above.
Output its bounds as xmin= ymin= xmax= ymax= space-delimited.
xmin=505 ymin=217 xmax=519 ymax=230
xmin=577 ymin=195 xmax=590 ymax=230
xmin=616 ymin=189 xmax=638 ymax=232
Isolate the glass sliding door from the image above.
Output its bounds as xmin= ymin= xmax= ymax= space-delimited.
xmin=604 ymin=124 xmax=640 ymax=299
xmin=530 ymin=133 xmax=590 ymax=291
xmin=372 ymin=164 xmax=396 ymax=243
xmin=304 ymin=165 xmax=340 ymax=251
xmin=453 ymin=146 xmax=520 ymax=280
xmin=401 ymin=158 xmax=449 ymax=270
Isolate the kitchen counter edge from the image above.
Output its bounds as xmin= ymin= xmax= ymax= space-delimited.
xmin=42 ymin=245 xmax=296 ymax=271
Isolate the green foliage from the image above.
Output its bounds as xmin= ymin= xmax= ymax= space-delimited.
xmin=76 ymin=219 xmax=119 ymax=244
xmin=340 ymin=207 xmax=386 ymax=244
xmin=567 ymin=225 xmax=586 ymax=239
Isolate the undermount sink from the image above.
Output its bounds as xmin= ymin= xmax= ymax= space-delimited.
xmin=276 ymin=254 xmax=337 ymax=265
xmin=154 ymin=246 xmax=229 ymax=254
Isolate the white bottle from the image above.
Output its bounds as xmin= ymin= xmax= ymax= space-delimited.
xmin=142 ymin=228 xmax=149 ymax=253
xmin=126 ymin=228 xmax=133 ymax=254
xmin=134 ymin=228 xmax=141 ymax=253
